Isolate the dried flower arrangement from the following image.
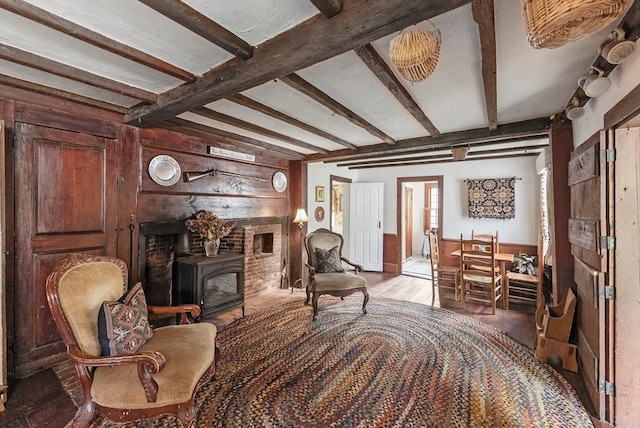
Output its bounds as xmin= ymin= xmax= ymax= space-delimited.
xmin=185 ymin=210 xmax=236 ymax=241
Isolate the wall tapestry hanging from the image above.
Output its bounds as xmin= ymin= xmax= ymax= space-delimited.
xmin=466 ymin=177 xmax=516 ymax=219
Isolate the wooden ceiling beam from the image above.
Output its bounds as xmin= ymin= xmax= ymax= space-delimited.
xmin=310 ymin=0 xmax=343 ymax=18
xmin=228 ymin=94 xmax=357 ymax=149
xmin=191 ymin=107 xmax=328 ymax=153
xmin=305 ymin=117 xmax=550 ymax=162
xmin=472 ymin=0 xmax=498 ymax=130
xmin=348 ymin=152 xmax=538 ymax=169
xmin=124 ymin=0 xmax=473 ymax=126
xmin=337 ymin=142 xmax=547 ymax=167
xmin=0 ymin=0 xmax=195 ymax=82
xmin=0 ymin=74 xmax=128 ymax=113
xmin=280 ymin=74 xmax=395 ymax=144
xmin=355 ymin=44 xmax=441 ymax=137
xmin=0 ymin=44 xmax=157 ymax=103
xmin=165 ymin=118 xmax=305 ymax=160
xmin=138 ymin=0 xmax=253 ymax=60
xmin=331 ymin=135 xmax=547 ymax=163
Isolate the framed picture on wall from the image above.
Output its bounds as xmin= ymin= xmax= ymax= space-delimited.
xmin=315 ymin=186 xmax=325 ymax=202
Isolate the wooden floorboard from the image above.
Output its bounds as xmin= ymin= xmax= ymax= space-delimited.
xmin=0 ymin=271 xmax=597 ymax=427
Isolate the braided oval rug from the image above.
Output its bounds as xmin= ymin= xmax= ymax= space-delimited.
xmin=90 ymin=297 xmax=593 ymax=427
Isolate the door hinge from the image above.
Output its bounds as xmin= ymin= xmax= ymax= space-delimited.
xmin=600 ymin=149 xmax=615 ymax=163
xmin=598 ymin=285 xmax=615 ymax=300
xmin=600 ymin=236 xmax=615 ymax=250
xmin=599 ymin=380 xmax=615 ymax=396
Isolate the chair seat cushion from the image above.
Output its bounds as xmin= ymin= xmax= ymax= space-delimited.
xmin=91 ymin=322 xmax=216 ymax=409
xmin=312 ymin=272 xmax=366 ymax=292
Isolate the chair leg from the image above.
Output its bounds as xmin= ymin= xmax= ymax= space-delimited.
xmin=312 ymin=292 xmax=319 ymax=320
xmin=454 ymin=273 xmax=459 ymax=301
xmin=504 ymin=276 xmax=510 ymax=310
xmin=362 ymin=289 xmax=369 ymax=315
xmin=70 ymin=400 xmax=95 ymax=428
xmin=431 ymin=274 xmax=436 ymax=306
xmin=491 ymin=283 xmax=496 ymax=315
xmin=177 ymin=403 xmax=197 ymax=427
xmin=304 ymin=285 xmax=311 ymax=305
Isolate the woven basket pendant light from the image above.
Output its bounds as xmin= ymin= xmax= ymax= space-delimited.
xmin=522 ymin=0 xmax=630 ymax=49
xmin=389 ymin=24 xmax=441 ymax=82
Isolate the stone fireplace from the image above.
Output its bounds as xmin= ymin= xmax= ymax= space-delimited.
xmin=138 ymin=217 xmax=286 ymax=312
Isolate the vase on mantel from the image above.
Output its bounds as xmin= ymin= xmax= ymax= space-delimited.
xmin=203 ymin=238 xmax=220 ymax=257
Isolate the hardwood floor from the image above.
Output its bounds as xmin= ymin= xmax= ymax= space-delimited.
xmin=0 ymin=271 xmax=596 ymax=427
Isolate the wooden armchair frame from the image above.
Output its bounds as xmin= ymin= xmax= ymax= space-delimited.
xmin=304 ymin=228 xmax=369 ymax=320
xmin=46 ymin=254 xmax=218 ymax=427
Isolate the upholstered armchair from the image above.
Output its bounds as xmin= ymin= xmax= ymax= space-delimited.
xmin=304 ymin=228 xmax=369 ymax=320
xmin=46 ymin=254 xmax=218 ymax=427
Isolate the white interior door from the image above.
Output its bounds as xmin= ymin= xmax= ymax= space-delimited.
xmin=349 ymin=182 xmax=383 ymax=271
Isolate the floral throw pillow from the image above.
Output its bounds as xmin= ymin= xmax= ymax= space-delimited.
xmin=315 ymin=246 xmax=344 ymax=273
xmin=98 ymin=282 xmax=153 ymax=356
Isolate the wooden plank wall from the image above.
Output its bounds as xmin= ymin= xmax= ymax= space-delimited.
xmin=0 ymin=86 xmax=294 ymax=378
xmin=131 ymin=127 xmax=292 ymax=283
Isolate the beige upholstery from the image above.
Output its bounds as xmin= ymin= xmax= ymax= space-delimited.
xmin=58 ymin=261 xmax=127 ymax=356
xmin=304 ymin=228 xmax=369 ymax=320
xmin=92 ymin=323 xmax=216 ymax=409
xmin=46 ymin=254 xmax=217 ymax=427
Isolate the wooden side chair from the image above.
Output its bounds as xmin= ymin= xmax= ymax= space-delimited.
xmin=428 ymin=232 xmax=460 ymax=301
xmin=471 ymin=230 xmax=500 ymax=252
xmin=46 ymin=254 xmax=218 ymax=427
xmin=304 ymin=228 xmax=369 ymax=320
xmin=470 ymin=230 xmax=500 ymax=274
xmin=459 ymin=235 xmax=503 ymax=314
xmin=505 ymin=234 xmax=544 ymax=309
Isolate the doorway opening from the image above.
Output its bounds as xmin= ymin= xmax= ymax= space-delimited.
xmin=330 ymin=175 xmax=351 ymax=251
xmin=397 ymin=176 xmax=443 ymax=279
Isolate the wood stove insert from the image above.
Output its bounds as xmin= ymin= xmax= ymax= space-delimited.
xmin=173 ymin=253 xmax=245 ymax=319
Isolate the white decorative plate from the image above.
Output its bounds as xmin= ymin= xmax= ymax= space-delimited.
xmin=272 ymin=171 xmax=287 ymax=192
xmin=149 ymin=155 xmax=181 ymax=186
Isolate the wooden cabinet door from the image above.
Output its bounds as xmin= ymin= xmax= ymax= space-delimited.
xmin=13 ymin=123 xmax=117 ymax=378
xmin=568 ymin=131 xmax=614 ymax=420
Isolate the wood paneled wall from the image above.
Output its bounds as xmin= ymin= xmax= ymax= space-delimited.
xmin=0 ymin=86 xmax=293 ymax=378
xmin=129 ymin=127 xmax=292 ymax=283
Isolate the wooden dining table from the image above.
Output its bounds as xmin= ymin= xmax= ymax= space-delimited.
xmin=450 ymin=249 xmax=515 ymax=284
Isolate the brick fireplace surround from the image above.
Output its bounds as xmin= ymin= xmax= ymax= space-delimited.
xmin=139 ymin=218 xmax=286 ymax=310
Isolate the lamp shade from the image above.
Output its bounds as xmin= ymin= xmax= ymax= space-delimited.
xmin=293 ymin=208 xmax=309 ymax=224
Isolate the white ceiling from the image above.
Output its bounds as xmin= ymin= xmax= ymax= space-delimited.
xmin=0 ymin=0 xmax=635 ymax=166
